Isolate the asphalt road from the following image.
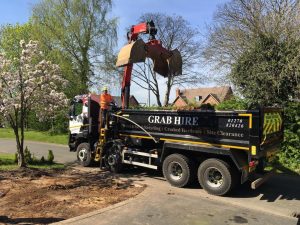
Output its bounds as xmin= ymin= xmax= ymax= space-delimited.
xmin=0 ymin=139 xmax=76 ymax=164
xmin=57 ymin=168 xmax=300 ymax=225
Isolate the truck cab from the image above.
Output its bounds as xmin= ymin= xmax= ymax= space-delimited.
xmin=68 ymin=94 xmax=100 ymax=166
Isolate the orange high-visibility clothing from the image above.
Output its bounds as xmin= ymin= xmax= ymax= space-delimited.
xmin=100 ymin=93 xmax=113 ymax=110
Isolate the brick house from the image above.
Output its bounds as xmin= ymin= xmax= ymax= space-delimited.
xmin=173 ymin=86 xmax=233 ymax=107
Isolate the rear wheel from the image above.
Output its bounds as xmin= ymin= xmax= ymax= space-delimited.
xmin=198 ymin=158 xmax=237 ymax=196
xmin=76 ymin=143 xmax=92 ymax=167
xmin=163 ymin=154 xmax=195 ymax=188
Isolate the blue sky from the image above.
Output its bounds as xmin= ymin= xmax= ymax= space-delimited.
xmin=0 ymin=0 xmax=227 ymax=104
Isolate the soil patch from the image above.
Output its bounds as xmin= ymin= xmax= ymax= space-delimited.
xmin=0 ymin=166 xmax=145 ymax=225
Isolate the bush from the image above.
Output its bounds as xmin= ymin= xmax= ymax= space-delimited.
xmin=40 ymin=156 xmax=45 ymax=163
xmin=47 ymin=150 xmax=54 ymax=163
xmin=276 ymin=102 xmax=300 ymax=173
xmin=24 ymin=146 xmax=33 ymax=163
xmin=216 ymin=96 xmax=248 ymax=110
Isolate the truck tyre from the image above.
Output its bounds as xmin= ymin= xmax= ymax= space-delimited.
xmin=197 ymin=158 xmax=237 ymax=196
xmin=104 ymin=141 xmax=123 ymax=173
xmin=76 ymin=143 xmax=92 ymax=167
xmin=163 ymin=153 xmax=195 ymax=188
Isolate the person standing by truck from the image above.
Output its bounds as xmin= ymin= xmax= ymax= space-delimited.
xmin=100 ymin=86 xmax=113 ymax=127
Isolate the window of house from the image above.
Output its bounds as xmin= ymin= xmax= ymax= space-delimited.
xmin=195 ymin=96 xmax=202 ymax=101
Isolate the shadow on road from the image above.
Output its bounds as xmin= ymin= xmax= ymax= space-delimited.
xmin=228 ymin=174 xmax=300 ymax=202
xmin=112 ymin=166 xmax=300 ymax=202
xmin=84 ymin=162 xmax=300 ymax=204
xmin=0 ymin=216 xmax=64 ymax=224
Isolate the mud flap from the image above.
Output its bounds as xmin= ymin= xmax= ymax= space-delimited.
xmin=116 ymin=39 xmax=146 ymax=67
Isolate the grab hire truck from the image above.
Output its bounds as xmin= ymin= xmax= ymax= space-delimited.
xmin=68 ymin=94 xmax=283 ymax=196
xmin=68 ymin=21 xmax=283 ymax=196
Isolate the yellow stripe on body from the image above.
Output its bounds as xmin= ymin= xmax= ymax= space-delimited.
xmin=119 ymin=134 xmax=249 ymax=151
xmin=238 ymin=113 xmax=253 ymax=129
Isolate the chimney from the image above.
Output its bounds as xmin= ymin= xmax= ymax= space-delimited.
xmin=176 ymin=88 xmax=181 ymax=97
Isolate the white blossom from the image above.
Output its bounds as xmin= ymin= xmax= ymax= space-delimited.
xmin=0 ymin=40 xmax=69 ymax=124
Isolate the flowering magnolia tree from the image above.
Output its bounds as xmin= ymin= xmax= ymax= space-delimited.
xmin=0 ymin=40 xmax=68 ymax=167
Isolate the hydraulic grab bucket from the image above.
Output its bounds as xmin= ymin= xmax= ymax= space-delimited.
xmin=116 ymin=39 xmax=146 ymax=67
xmin=116 ymin=34 xmax=182 ymax=77
xmin=149 ymin=48 xmax=182 ymax=77
xmin=167 ymin=49 xmax=182 ymax=76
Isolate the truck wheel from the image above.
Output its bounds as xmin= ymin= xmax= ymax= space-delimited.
xmin=163 ymin=154 xmax=195 ymax=188
xmin=197 ymin=158 xmax=237 ymax=196
xmin=76 ymin=143 xmax=92 ymax=167
xmin=104 ymin=141 xmax=123 ymax=173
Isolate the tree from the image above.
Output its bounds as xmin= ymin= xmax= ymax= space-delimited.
xmin=0 ymin=23 xmax=81 ymax=99
xmin=0 ymin=23 xmax=33 ymax=60
xmin=132 ymin=13 xmax=203 ymax=106
xmin=0 ymin=23 xmax=75 ymax=132
xmin=204 ymin=0 xmax=300 ymax=173
xmin=204 ymin=0 xmax=300 ymax=70
xmin=31 ymin=0 xmax=118 ymax=94
xmin=0 ymin=40 xmax=68 ymax=167
xmin=231 ymin=35 xmax=300 ymax=105
xmin=203 ymin=0 xmax=300 ymax=105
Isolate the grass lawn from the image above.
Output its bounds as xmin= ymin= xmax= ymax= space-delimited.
xmin=0 ymin=153 xmax=65 ymax=170
xmin=0 ymin=128 xmax=68 ymax=145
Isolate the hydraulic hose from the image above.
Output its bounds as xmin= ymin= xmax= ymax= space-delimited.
xmin=111 ymin=113 xmax=159 ymax=143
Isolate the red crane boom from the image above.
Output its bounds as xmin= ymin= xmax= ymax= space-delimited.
xmin=116 ymin=21 xmax=182 ymax=109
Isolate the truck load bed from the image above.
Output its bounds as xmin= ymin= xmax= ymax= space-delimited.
xmin=117 ymin=108 xmax=283 ymax=157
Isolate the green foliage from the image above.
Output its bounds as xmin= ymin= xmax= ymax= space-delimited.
xmin=0 ymin=23 xmax=33 ymax=60
xmin=24 ymin=146 xmax=33 ymax=164
xmin=31 ymin=0 xmax=118 ymax=94
xmin=40 ymin=156 xmax=45 ymax=163
xmin=131 ymin=105 xmax=174 ymax=110
xmin=199 ymin=103 xmax=215 ymax=110
xmin=231 ymin=35 xmax=300 ymax=106
xmin=47 ymin=150 xmax=54 ymax=164
xmin=216 ymin=97 xmax=248 ymax=110
xmin=276 ymin=102 xmax=300 ymax=173
xmin=26 ymin=111 xmax=68 ymax=134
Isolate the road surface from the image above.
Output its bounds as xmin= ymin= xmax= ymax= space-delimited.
xmin=56 ymin=168 xmax=300 ymax=225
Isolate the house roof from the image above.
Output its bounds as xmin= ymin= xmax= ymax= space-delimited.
xmin=202 ymin=93 xmax=220 ymax=104
xmin=173 ymin=95 xmax=188 ymax=105
xmin=173 ymin=86 xmax=233 ymax=105
xmin=181 ymin=86 xmax=232 ymax=102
